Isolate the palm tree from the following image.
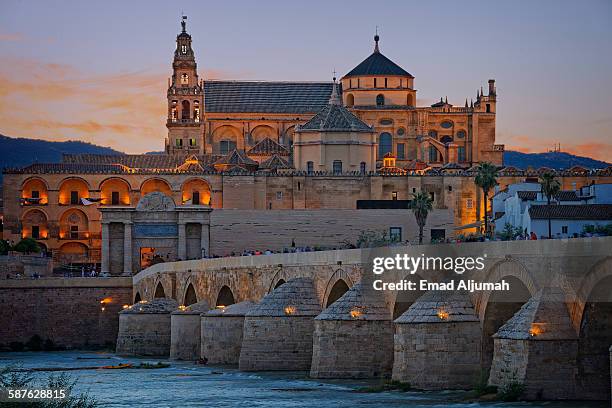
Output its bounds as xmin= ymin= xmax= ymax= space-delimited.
xmin=474 ymin=162 xmax=499 ymax=236
xmin=539 ymin=172 xmax=561 ymax=239
xmin=410 ymin=191 xmax=433 ymax=244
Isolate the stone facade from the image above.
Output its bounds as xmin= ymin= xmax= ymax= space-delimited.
xmin=116 ymin=298 xmax=178 ymax=356
xmin=311 ymin=282 xmax=393 ymax=378
xmin=239 ymin=278 xmax=321 ymax=371
xmin=170 ymin=301 xmax=210 ymax=360
xmin=392 ymin=291 xmax=482 ymax=390
xmin=4 ymin=162 xmax=609 ymax=271
xmin=100 ymin=192 xmax=211 ymax=274
xmin=201 ymin=301 xmax=255 ymax=365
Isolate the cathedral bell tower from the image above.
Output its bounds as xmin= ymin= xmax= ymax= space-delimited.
xmin=165 ymin=15 xmax=205 ymax=155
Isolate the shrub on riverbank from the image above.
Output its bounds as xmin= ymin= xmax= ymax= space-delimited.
xmin=0 ymin=365 xmax=98 ymax=407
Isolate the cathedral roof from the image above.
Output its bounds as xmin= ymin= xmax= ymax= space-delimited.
xmin=62 ymin=153 xmax=219 ymax=170
xmin=247 ymin=137 xmax=290 ymax=156
xmin=297 ymin=102 xmax=373 ymax=133
xmin=344 ymin=36 xmax=412 ymax=78
xmin=213 ymin=149 xmax=258 ymax=167
xmin=203 ymin=81 xmax=335 ymax=114
xmin=259 ymin=154 xmax=292 ymax=170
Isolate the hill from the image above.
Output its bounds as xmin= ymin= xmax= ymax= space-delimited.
xmin=503 ymin=150 xmax=609 ymax=170
xmin=0 ymin=134 xmax=122 ymax=176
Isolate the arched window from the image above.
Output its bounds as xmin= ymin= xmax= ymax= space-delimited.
xmin=181 ymin=73 xmax=189 ymax=85
xmin=360 ymin=162 xmax=367 ymax=174
xmin=346 ymin=93 xmax=354 ymax=107
xmin=220 ymin=140 xmax=236 ymax=155
xmin=376 ymin=94 xmax=385 ymax=106
xmin=306 ymin=161 xmax=314 ymax=174
xmin=181 ymin=100 xmax=190 ymax=120
xmin=429 ymin=146 xmax=439 ymax=162
xmin=440 ymin=135 xmax=453 ymax=144
xmin=332 ymin=160 xmax=343 ymax=174
xmin=378 ymin=133 xmax=393 ymax=158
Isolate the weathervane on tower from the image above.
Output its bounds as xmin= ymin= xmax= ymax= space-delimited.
xmin=181 ymin=14 xmax=187 ymax=33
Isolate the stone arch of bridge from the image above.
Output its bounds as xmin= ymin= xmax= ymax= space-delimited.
xmin=322 ymin=269 xmax=354 ymax=308
xmin=476 ymin=257 xmax=538 ymax=321
xmin=571 ymin=256 xmax=612 ymax=329
xmin=152 ymin=274 xmax=171 ymax=300
xmin=216 ymin=285 xmax=236 ymax=307
xmin=478 ymin=258 xmax=536 ymax=372
xmin=574 ymin=256 xmax=612 ymax=400
xmin=183 ymin=283 xmax=198 ymax=306
xmin=268 ymin=267 xmax=290 ymax=294
xmin=178 ymin=275 xmax=200 ymax=305
xmin=154 ymin=281 xmax=166 ymax=298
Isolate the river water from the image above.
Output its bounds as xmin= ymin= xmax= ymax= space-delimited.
xmin=0 ymin=352 xmax=606 ymax=407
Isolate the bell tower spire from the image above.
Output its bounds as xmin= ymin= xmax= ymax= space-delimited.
xmin=374 ymin=27 xmax=380 ymax=53
xmin=165 ymin=15 xmax=205 ymax=155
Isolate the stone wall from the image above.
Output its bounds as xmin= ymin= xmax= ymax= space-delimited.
xmin=239 ymin=316 xmax=315 ymax=371
xmin=116 ymin=313 xmax=172 ymax=357
xmin=311 ymin=320 xmax=393 ymax=378
xmin=392 ymin=321 xmax=482 ymax=389
xmin=0 ymin=277 xmax=131 ymax=349
xmin=209 ymin=208 xmax=454 ymax=256
xmin=0 ymin=255 xmax=53 ymax=278
xmin=201 ymin=315 xmax=245 ymax=365
xmin=170 ymin=313 xmax=201 ymax=360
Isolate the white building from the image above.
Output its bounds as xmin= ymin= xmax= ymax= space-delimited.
xmin=493 ymin=182 xmax=612 ymax=238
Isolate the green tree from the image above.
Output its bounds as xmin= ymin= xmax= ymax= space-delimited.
xmin=13 ymin=237 xmax=40 ymax=254
xmin=474 ymin=162 xmax=499 ymax=236
xmin=410 ymin=191 xmax=433 ymax=244
xmin=539 ymin=172 xmax=561 ymax=239
xmin=0 ymin=240 xmax=10 ymax=255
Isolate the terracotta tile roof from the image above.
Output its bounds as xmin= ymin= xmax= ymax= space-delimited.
xmin=517 ymin=191 xmax=538 ymax=200
xmin=528 ymin=204 xmax=612 ymax=220
xmin=203 ymin=81 xmax=334 ymax=114
xmin=555 ymin=191 xmax=579 ymax=201
xmin=247 ymin=137 xmax=290 ymax=156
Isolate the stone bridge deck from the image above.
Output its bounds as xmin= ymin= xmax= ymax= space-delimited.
xmin=133 ymin=237 xmax=611 ymax=331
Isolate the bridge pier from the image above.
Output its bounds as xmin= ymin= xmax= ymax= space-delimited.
xmin=116 ymin=298 xmax=178 ymax=357
xmin=392 ymin=290 xmax=481 ymax=390
xmin=310 ymin=282 xmax=393 ymax=379
xmin=239 ymin=278 xmax=321 ymax=371
xmin=488 ymin=288 xmax=579 ymax=400
xmin=170 ymin=301 xmax=210 ymax=360
xmin=201 ymin=301 xmax=255 ymax=365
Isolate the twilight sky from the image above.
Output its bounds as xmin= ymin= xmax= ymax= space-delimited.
xmin=0 ymin=0 xmax=611 ymax=160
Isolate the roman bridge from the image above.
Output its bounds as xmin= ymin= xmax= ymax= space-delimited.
xmin=130 ymin=237 xmax=612 ymax=401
